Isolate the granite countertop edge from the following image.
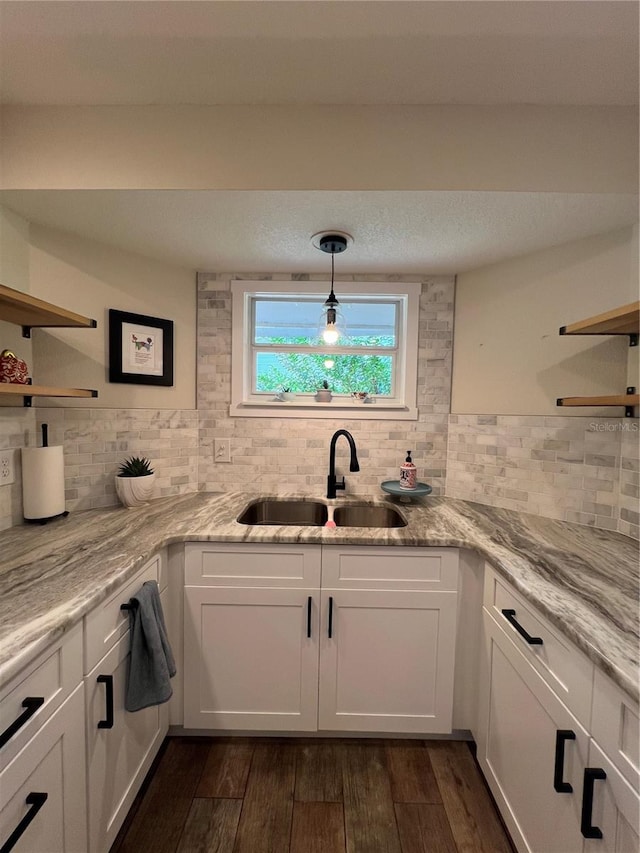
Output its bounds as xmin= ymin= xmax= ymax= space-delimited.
xmin=0 ymin=492 xmax=638 ymax=702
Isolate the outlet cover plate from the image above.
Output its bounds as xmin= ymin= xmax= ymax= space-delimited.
xmin=0 ymin=450 xmax=15 ymax=485
xmin=214 ymin=438 xmax=231 ymax=463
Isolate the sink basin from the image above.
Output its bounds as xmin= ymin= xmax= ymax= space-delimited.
xmin=333 ymin=504 xmax=407 ymax=528
xmin=237 ymin=499 xmax=328 ymax=526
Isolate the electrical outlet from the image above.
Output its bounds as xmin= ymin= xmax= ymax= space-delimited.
xmin=0 ymin=450 xmax=15 ymax=485
xmin=214 ymin=438 xmax=231 ymax=463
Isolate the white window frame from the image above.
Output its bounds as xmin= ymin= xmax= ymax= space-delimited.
xmin=230 ymin=280 xmax=419 ymax=419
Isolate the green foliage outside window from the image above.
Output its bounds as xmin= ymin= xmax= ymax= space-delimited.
xmin=255 ymin=337 xmax=393 ymax=395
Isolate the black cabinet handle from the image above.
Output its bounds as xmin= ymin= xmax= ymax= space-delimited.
xmin=97 ymin=674 xmax=114 ymax=729
xmin=307 ymin=596 xmax=312 ymax=639
xmin=501 ymin=609 xmax=543 ymax=645
xmin=0 ymin=792 xmax=48 ymax=853
xmin=0 ymin=697 xmax=44 ymax=750
xmin=554 ymin=729 xmax=576 ymax=792
xmin=581 ymin=767 xmax=606 ymax=839
xmin=328 ymin=596 xmax=334 ymax=639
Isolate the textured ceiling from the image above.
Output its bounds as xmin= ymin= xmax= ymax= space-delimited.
xmin=0 ymin=1 xmax=637 ymax=106
xmin=2 ymin=190 xmax=636 ymax=273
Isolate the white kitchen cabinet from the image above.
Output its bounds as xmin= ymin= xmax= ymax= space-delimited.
xmin=85 ymin=628 xmax=168 ymax=853
xmin=0 ymin=684 xmax=87 ymax=853
xmin=318 ymin=588 xmax=457 ymax=733
xmin=183 ymin=585 xmax=320 ymax=731
xmin=590 ymin=668 xmax=639 ymax=792
xmin=582 ymin=740 xmax=640 ymax=853
xmin=183 ymin=543 xmax=459 ymax=735
xmin=83 ymin=550 xmax=169 ymax=853
xmin=477 ymin=609 xmax=589 ymax=853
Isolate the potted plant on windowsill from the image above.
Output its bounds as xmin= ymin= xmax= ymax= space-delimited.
xmin=315 ymin=379 xmax=332 ymax=402
xmin=115 ymin=456 xmax=156 ymax=508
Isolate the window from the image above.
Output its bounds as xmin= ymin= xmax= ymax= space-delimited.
xmin=231 ymin=281 xmax=419 ymax=419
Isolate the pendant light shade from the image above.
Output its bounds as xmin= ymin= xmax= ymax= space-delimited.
xmin=313 ymin=231 xmax=352 ymax=346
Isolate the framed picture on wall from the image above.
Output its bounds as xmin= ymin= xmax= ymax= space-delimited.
xmin=108 ymin=309 xmax=174 ymax=386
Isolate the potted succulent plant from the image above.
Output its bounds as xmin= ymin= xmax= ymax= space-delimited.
xmin=280 ymin=386 xmax=295 ymax=401
xmin=315 ymin=379 xmax=332 ymax=402
xmin=115 ymin=455 xmax=156 ymax=508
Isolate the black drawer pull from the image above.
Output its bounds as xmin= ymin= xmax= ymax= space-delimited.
xmin=328 ymin=596 xmax=334 ymax=639
xmin=0 ymin=697 xmax=45 ymax=750
xmin=1 ymin=792 xmax=48 ymax=853
xmin=581 ymin=767 xmax=606 ymax=839
xmin=554 ymin=729 xmax=576 ymax=792
xmin=306 ymin=596 xmax=312 ymax=639
xmin=97 ymin=674 xmax=114 ymax=729
xmin=501 ymin=609 xmax=543 ymax=645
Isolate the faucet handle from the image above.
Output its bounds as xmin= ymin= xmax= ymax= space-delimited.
xmin=336 ymin=476 xmax=345 ymax=492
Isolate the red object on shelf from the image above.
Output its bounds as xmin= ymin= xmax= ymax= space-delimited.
xmin=0 ymin=349 xmax=29 ymax=384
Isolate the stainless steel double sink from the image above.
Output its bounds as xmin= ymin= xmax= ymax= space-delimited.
xmin=237 ymin=499 xmax=406 ymax=529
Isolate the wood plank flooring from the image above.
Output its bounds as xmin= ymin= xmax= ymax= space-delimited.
xmin=111 ymin=737 xmax=515 ymax=853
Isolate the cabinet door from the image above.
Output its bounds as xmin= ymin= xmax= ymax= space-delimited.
xmin=318 ymin=589 xmax=457 ymax=734
xmin=0 ymin=685 xmax=87 ymax=853
xmin=184 ymin=586 xmax=319 ymax=731
xmin=582 ymin=740 xmax=639 ymax=853
xmin=477 ymin=610 xmax=589 ymax=853
xmin=85 ymin=630 xmax=168 ymax=853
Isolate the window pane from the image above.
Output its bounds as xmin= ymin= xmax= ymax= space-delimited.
xmin=254 ymin=298 xmax=397 ymax=347
xmin=254 ymin=299 xmax=323 ymax=344
xmin=343 ymin=302 xmax=396 ymax=347
xmin=255 ymin=352 xmax=393 ymax=395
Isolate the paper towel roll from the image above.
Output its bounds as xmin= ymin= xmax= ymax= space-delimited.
xmin=22 ymin=445 xmax=66 ymax=521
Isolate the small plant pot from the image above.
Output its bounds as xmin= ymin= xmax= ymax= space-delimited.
xmin=281 ymin=392 xmax=296 ymax=401
xmin=115 ymin=472 xmax=156 ymax=508
xmin=315 ymin=390 xmax=332 ymax=402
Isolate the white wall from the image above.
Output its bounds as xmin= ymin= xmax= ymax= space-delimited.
xmin=452 ymin=226 xmax=638 ymax=416
xmin=0 ymin=207 xmax=33 ymax=391
xmin=1 ymin=105 xmax=636 ymax=192
xmin=3 ymin=217 xmax=197 ymax=409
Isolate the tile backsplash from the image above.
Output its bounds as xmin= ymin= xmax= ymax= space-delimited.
xmin=196 ymin=273 xmax=454 ymax=498
xmin=34 ymin=408 xmax=199 ymax=512
xmin=446 ymin=413 xmax=638 ymax=537
xmin=0 ymin=408 xmax=36 ymax=530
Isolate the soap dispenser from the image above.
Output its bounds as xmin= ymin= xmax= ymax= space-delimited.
xmin=399 ymin=450 xmax=417 ymax=490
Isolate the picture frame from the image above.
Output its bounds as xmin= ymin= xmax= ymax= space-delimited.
xmin=108 ymin=309 xmax=174 ymax=386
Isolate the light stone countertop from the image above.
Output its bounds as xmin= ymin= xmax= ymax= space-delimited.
xmin=0 ymin=492 xmax=638 ymax=702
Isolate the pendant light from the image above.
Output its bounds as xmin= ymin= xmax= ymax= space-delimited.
xmin=312 ymin=231 xmax=352 ymax=346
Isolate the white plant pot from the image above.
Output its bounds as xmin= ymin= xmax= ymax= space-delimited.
xmin=115 ymin=472 xmax=156 ymax=508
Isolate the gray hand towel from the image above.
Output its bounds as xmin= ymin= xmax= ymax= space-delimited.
xmin=125 ymin=580 xmax=177 ymax=712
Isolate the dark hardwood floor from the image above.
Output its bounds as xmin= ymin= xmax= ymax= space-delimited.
xmin=111 ymin=737 xmax=515 ymax=853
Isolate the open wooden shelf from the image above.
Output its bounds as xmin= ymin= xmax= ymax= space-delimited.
xmin=0 ymin=283 xmax=97 ymax=337
xmin=559 ymin=301 xmax=639 ymax=338
xmin=0 ymin=383 xmax=98 ymax=407
xmin=0 ymin=282 xmax=98 ymax=404
xmin=557 ymin=393 xmax=639 ymax=417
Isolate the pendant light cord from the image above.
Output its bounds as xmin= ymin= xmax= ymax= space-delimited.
xmin=325 ymin=252 xmax=338 ymax=306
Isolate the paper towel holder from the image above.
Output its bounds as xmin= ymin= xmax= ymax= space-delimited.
xmin=22 ymin=424 xmax=70 ymax=524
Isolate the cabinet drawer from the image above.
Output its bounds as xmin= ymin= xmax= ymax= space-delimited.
xmin=84 ymin=552 xmax=164 ymax=674
xmin=484 ymin=567 xmax=593 ymax=726
xmin=184 ymin=542 xmax=321 ymax=588
xmin=0 ymin=623 xmax=82 ymax=772
xmin=591 ymin=668 xmax=639 ymax=790
xmin=321 ymin=545 xmax=458 ymax=591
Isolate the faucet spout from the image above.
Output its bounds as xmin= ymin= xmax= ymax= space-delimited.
xmin=327 ymin=430 xmax=360 ymax=499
